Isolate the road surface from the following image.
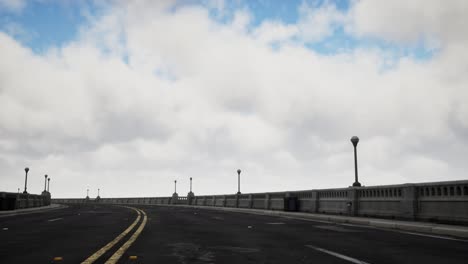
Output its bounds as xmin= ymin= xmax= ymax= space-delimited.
xmin=1 ymin=204 xmax=467 ymax=263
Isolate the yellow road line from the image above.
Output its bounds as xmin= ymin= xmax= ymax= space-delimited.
xmin=104 ymin=209 xmax=148 ymax=264
xmin=81 ymin=207 xmax=141 ymax=264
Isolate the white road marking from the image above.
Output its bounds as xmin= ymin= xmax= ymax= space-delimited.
xmin=305 ymin=245 xmax=371 ymax=264
xmin=280 ymin=216 xmax=333 ymax=225
xmin=2 ymin=227 xmax=8 ymax=231
xmin=48 ymin=218 xmax=63 ymax=222
xmin=281 ymin=216 xmax=466 ymax=242
xmin=396 ymin=230 xmax=468 ymax=242
xmin=266 ymin=222 xmax=285 ymax=225
xmin=342 ymin=224 xmax=468 ymax=242
xmin=314 ymin=225 xmax=359 ymax=232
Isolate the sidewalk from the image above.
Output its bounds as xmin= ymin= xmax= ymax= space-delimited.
xmin=0 ymin=204 xmax=67 ymax=218
xmin=150 ymin=204 xmax=468 ymax=239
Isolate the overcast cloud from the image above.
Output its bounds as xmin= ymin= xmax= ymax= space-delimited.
xmin=0 ymin=0 xmax=467 ymax=198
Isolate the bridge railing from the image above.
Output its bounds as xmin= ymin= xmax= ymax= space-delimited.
xmin=52 ymin=180 xmax=468 ymax=224
xmin=1 ymin=192 xmax=51 ymax=210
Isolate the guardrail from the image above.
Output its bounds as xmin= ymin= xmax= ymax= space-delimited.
xmin=0 ymin=192 xmax=51 ymax=210
xmin=53 ymin=180 xmax=468 ymax=224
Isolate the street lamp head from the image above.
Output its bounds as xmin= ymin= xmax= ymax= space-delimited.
xmin=45 ymin=174 xmax=48 ymax=179
xmin=190 ymin=177 xmax=192 ymax=180
xmin=48 ymin=178 xmax=50 ymax=182
xmin=351 ymin=136 xmax=359 ymax=147
xmin=25 ymin=167 xmax=29 ymax=173
xmin=237 ymin=169 xmax=241 ymax=174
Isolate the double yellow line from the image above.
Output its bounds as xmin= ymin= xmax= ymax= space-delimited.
xmin=81 ymin=206 xmax=147 ymax=264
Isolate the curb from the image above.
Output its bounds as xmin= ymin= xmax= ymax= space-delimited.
xmin=0 ymin=204 xmax=68 ymax=218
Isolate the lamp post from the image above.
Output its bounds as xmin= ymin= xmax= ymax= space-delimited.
xmin=98 ymin=188 xmax=100 ymax=196
xmin=23 ymin=167 xmax=29 ymax=194
xmin=351 ymin=136 xmax=361 ymax=187
xmin=237 ymin=169 xmax=241 ymax=195
xmin=174 ymin=180 xmax=177 ymax=194
xmin=47 ymin=178 xmax=50 ymax=192
xmin=190 ymin=177 xmax=192 ymax=193
xmin=86 ymin=188 xmax=89 ymax=198
xmin=44 ymin=174 xmax=48 ymax=191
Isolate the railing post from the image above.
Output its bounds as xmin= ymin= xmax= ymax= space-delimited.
xmin=311 ymin=191 xmax=319 ymax=213
xmin=401 ymin=184 xmax=418 ymax=220
xmin=265 ymin=194 xmax=270 ymax=210
xmin=222 ymin=195 xmax=227 ymax=207
xmin=347 ymin=188 xmax=359 ymax=216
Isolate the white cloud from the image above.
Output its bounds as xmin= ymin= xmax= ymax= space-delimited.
xmin=298 ymin=1 xmax=345 ymax=42
xmin=0 ymin=1 xmax=467 ymax=198
xmin=347 ymin=0 xmax=468 ymax=48
xmin=253 ymin=21 xmax=298 ymax=44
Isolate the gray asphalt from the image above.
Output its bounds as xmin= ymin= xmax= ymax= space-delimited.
xmin=1 ymin=204 xmax=467 ymax=263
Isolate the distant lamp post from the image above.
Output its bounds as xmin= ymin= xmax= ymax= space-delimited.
xmin=18 ymin=188 xmax=20 ymax=194
xmin=23 ymin=167 xmax=29 ymax=194
xmin=190 ymin=177 xmax=193 ymax=193
xmin=350 ymin=136 xmax=361 ymax=187
xmin=98 ymin=188 xmax=100 ymax=196
xmin=47 ymin=178 xmax=50 ymax=192
xmin=86 ymin=188 xmax=89 ymax=198
xmin=174 ymin=180 xmax=177 ymax=194
xmin=237 ymin=169 xmax=241 ymax=195
xmin=44 ymin=174 xmax=48 ymax=191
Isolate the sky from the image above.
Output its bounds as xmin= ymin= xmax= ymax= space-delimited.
xmin=1 ymin=0 xmax=467 ymax=198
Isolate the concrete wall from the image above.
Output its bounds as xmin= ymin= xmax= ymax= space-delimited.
xmin=0 ymin=192 xmax=51 ymax=210
xmin=52 ymin=180 xmax=468 ymax=225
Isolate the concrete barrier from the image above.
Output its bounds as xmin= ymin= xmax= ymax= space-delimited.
xmin=0 ymin=192 xmax=51 ymax=211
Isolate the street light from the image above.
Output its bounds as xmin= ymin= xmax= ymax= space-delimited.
xmin=44 ymin=174 xmax=48 ymax=191
xmin=350 ymin=136 xmax=361 ymax=187
xmin=174 ymin=180 xmax=177 ymax=194
xmin=86 ymin=188 xmax=89 ymax=198
xmin=23 ymin=167 xmax=29 ymax=194
xmin=47 ymin=178 xmax=50 ymax=192
xmin=237 ymin=169 xmax=241 ymax=195
xmin=190 ymin=177 xmax=193 ymax=193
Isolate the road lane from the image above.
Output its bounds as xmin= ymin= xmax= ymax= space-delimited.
xmin=104 ymin=208 xmax=147 ymax=264
xmin=81 ymin=207 xmax=142 ymax=264
xmin=124 ymin=205 xmax=468 ymax=264
xmin=2 ymin=204 xmax=467 ymax=263
xmin=0 ymin=204 xmax=136 ymax=263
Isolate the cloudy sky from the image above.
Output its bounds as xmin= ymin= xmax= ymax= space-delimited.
xmin=1 ymin=0 xmax=467 ymax=198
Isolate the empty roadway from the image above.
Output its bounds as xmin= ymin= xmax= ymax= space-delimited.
xmin=1 ymin=204 xmax=467 ymax=263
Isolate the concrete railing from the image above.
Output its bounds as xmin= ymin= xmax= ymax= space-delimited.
xmin=53 ymin=180 xmax=468 ymax=225
xmin=0 ymin=192 xmax=51 ymax=210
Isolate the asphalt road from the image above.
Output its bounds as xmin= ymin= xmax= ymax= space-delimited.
xmin=1 ymin=204 xmax=467 ymax=263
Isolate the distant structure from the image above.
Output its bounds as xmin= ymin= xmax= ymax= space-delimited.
xmin=187 ymin=177 xmax=195 ymax=204
xmin=172 ymin=180 xmax=178 ymax=204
